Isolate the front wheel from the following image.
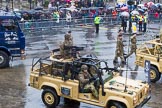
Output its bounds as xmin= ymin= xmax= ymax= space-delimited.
xmin=42 ymin=89 xmax=60 ymax=108
xmin=150 ymin=66 xmax=161 ymax=83
xmin=0 ymin=51 xmax=9 ymax=68
xmin=108 ymin=101 xmax=125 ymax=108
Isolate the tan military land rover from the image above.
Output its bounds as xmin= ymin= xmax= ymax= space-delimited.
xmin=136 ymin=38 xmax=162 ymax=83
xmin=29 ymin=47 xmax=150 ymax=108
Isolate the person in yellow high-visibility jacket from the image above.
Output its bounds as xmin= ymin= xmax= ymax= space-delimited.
xmin=136 ymin=15 xmax=143 ymax=32
xmin=94 ymin=15 xmax=101 ymax=34
xmin=143 ymin=15 xmax=147 ymax=32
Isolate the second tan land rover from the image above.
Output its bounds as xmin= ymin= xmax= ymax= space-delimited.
xmin=29 ymin=49 xmax=151 ymax=108
xmin=136 ymin=38 xmax=162 ymax=83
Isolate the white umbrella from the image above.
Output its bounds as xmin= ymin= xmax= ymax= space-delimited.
xmin=131 ymin=10 xmax=139 ymax=16
xmin=66 ymin=8 xmax=78 ymax=12
xmin=141 ymin=7 xmax=148 ymax=10
xmin=70 ymin=5 xmax=76 ymax=9
xmin=108 ymin=6 xmax=115 ymax=10
xmin=138 ymin=4 xmax=144 ymax=7
xmin=121 ymin=11 xmax=129 ymax=17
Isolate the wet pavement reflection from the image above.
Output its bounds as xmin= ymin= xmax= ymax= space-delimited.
xmin=0 ymin=25 xmax=162 ymax=108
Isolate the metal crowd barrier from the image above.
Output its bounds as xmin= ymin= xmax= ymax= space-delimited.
xmin=19 ymin=16 xmax=122 ymax=31
xmin=19 ymin=15 xmax=162 ymax=31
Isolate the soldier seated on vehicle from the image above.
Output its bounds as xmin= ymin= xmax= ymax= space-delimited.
xmin=78 ymin=65 xmax=99 ymax=99
xmin=154 ymin=45 xmax=162 ymax=56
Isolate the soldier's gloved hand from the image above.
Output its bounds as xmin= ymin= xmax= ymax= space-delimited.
xmin=89 ymin=77 xmax=96 ymax=82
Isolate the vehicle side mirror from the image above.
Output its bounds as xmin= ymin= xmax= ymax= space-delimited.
xmin=157 ymin=54 xmax=160 ymax=62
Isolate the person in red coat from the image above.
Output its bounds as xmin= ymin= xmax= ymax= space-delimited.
xmin=154 ymin=12 xmax=159 ymax=18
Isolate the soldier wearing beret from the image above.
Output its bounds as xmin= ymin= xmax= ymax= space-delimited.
xmin=125 ymin=33 xmax=137 ymax=58
xmin=113 ymin=29 xmax=125 ymax=64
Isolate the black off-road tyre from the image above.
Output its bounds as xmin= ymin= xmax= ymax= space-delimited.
xmin=108 ymin=101 xmax=125 ymax=108
xmin=0 ymin=51 xmax=9 ymax=68
xmin=150 ymin=66 xmax=161 ymax=83
xmin=42 ymin=89 xmax=60 ymax=108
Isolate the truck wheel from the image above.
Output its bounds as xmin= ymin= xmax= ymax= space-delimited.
xmin=108 ymin=101 xmax=125 ymax=108
xmin=42 ymin=89 xmax=60 ymax=108
xmin=150 ymin=66 xmax=161 ymax=83
xmin=0 ymin=51 xmax=9 ymax=68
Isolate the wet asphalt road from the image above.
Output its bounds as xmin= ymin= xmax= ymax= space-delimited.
xmin=0 ymin=25 xmax=162 ymax=108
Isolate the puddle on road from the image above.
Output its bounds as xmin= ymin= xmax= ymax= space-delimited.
xmin=0 ymin=64 xmax=26 ymax=108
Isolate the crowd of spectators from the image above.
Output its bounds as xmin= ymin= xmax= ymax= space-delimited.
xmin=17 ymin=1 xmax=162 ymax=24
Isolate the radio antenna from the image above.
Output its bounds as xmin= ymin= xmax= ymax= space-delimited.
xmin=124 ymin=32 xmax=131 ymax=92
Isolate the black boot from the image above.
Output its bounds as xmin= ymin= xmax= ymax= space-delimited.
xmin=113 ymin=60 xmax=118 ymax=63
xmin=122 ymin=60 xmax=126 ymax=64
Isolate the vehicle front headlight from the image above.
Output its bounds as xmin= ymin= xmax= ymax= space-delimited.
xmin=133 ymin=93 xmax=138 ymax=105
xmin=144 ymin=87 xmax=148 ymax=95
xmin=21 ymin=49 xmax=25 ymax=54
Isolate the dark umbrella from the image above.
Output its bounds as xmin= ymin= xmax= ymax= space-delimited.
xmin=34 ymin=6 xmax=43 ymax=10
xmin=150 ymin=5 xmax=158 ymax=10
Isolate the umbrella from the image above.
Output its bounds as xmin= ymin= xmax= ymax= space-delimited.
xmin=138 ymin=4 xmax=144 ymax=7
xmin=70 ymin=5 xmax=76 ymax=9
xmin=48 ymin=7 xmax=57 ymax=11
xmin=147 ymin=2 xmax=154 ymax=7
xmin=121 ymin=11 xmax=129 ymax=17
xmin=155 ymin=3 xmax=162 ymax=7
xmin=120 ymin=6 xmax=128 ymax=11
xmin=34 ymin=6 xmax=43 ymax=10
xmin=150 ymin=5 xmax=158 ymax=10
xmin=138 ymin=9 xmax=145 ymax=13
xmin=107 ymin=6 xmax=115 ymax=10
xmin=141 ymin=7 xmax=148 ymax=11
xmin=131 ymin=10 xmax=139 ymax=16
xmin=66 ymin=8 xmax=78 ymax=12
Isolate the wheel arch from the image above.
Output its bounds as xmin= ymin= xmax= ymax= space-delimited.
xmin=0 ymin=47 xmax=11 ymax=56
xmin=150 ymin=64 xmax=160 ymax=72
xmin=40 ymin=82 xmax=60 ymax=96
xmin=106 ymin=96 xmax=129 ymax=108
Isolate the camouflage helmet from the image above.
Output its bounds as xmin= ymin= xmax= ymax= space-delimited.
xmin=81 ymin=65 xmax=88 ymax=71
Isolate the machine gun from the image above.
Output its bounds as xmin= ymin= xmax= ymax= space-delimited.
xmin=52 ymin=46 xmax=84 ymax=58
xmin=64 ymin=46 xmax=84 ymax=58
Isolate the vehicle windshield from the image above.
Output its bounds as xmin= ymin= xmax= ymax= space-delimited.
xmin=96 ymin=61 xmax=113 ymax=83
xmin=138 ymin=42 xmax=162 ymax=56
xmin=1 ymin=19 xmax=18 ymax=31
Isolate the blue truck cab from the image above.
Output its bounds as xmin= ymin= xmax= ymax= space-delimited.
xmin=0 ymin=11 xmax=25 ymax=68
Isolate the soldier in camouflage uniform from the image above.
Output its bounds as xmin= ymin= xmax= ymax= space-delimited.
xmin=153 ymin=29 xmax=162 ymax=56
xmin=155 ymin=45 xmax=162 ymax=55
xmin=78 ymin=65 xmax=99 ymax=99
xmin=113 ymin=32 xmax=125 ymax=64
xmin=160 ymin=28 xmax=162 ymax=43
xmin=125 ymin=33 xmax=137 ymax=58
xmin=60 ymin=31 xmax=73 ymax=58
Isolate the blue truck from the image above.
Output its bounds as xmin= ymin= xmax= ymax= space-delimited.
xmin=0 ymin=11 xmax=25 ymax=68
